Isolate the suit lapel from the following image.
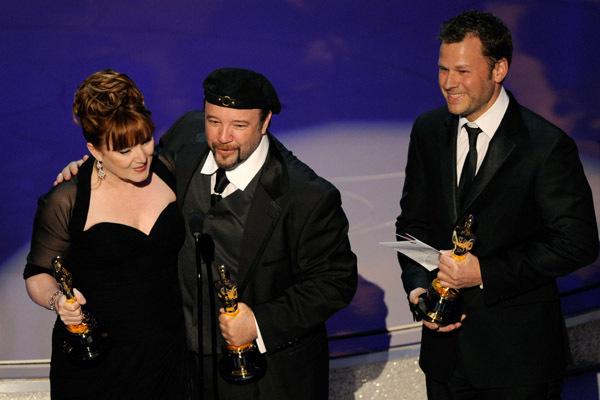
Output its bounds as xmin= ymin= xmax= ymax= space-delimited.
xmin=459 ymin=134 xmax=514 ymax=216
xmin=237 ymin=135 xmax=287 ymax=293
xmin=458 ymin=93 xmax=523 ymax=218
xmin=438 ymin=113 xmax=460 ymax=222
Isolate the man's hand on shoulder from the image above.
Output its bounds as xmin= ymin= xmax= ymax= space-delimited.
xmin=53 ymin=155 xmax=88 ymax=186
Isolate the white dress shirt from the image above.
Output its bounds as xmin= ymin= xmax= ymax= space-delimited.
xmin=200 ymin=134 xmax=270 ymax=353
xmin=201 ymin=134 xmax=270 ymax=196
xmin=455 ymin=87 xmax=509 ymax=290
xmin=456 ymin=87 xmax=510 ymax=182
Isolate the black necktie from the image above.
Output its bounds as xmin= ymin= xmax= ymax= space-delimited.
xmin=457 ymin=125 xmax=482 ymax=209
xmin=211 ymin=168 xmax=230 ymax=206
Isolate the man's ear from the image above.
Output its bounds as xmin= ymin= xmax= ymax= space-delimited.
xmin=493 ymin=58 xmax=509 ymax=83
xmin=261 ymin=111 xmax=273 ymax=135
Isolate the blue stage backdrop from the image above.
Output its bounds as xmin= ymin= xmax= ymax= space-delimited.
xmin=1 ymin=0 xmax=598 ymax=361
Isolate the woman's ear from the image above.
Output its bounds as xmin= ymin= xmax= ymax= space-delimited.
xmin=86 ymin=142 xmax=102 ymax=161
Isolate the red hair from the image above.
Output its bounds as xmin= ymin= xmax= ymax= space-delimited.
xmin=73 ymin=69 xmax=154 ymax=151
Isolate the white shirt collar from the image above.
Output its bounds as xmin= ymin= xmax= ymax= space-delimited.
xmin=200 ymin=134 xmax=270 ymax=191
xmin=459 ymin=86 xmax=509 ymax=138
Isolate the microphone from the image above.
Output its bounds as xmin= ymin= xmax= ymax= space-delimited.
xmin=189 ymin=212 xmax=204 ymax=241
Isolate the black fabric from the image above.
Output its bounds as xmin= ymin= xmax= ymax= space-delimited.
xmin=396 ymin=91 xmax=598 ymax=388
xmin=426 ymin=376 xmax=564 ymax=399
xmin=26 ymin=156 xmax=187 ymax=399
xmin=456 ymin=125 xmax=482 ymax=210
xmin=176 ymin=152 xmax=211 ymax=354
xmin=23 ymin=263 xmax=52 ymax=279
xmin=166 ymin=114 xmax=357 ymax=399
xmin=24 ymin=151 xmax=177 ymax=273
xmin=203 ymin=67 xmax=281 ymax=114
xmin=211 ymin=168 xmax=230 ymax=206
xmin=182 ymin=162 xmax=259 ymax=355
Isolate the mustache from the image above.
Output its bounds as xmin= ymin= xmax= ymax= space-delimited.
xmin=213 ymin=144 xmax=239 ymax=151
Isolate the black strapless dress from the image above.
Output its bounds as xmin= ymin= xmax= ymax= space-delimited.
xmin=48 ymin=158 xmax=187 ymax=399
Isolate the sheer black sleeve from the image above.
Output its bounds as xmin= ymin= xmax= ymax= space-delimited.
xmin=23 ymin=178 xmax=78 ymax=279
xmin=153 ymin=148 xmax=178 ymax=193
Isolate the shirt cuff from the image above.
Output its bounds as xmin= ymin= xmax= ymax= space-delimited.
xmin=253 ymin=314 xmax=267 ymax=353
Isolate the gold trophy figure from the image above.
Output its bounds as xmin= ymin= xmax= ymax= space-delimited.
xmin=416 ymin=215 xmax=476 ymax=325
xmin=214 ymin=265 xmax=266 ymax=383
xmin=52 ymin=256 xmax=109 ymax=361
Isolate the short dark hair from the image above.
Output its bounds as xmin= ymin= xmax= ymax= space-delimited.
xmin=259 ymin=109 xmax=270 ymax=125
xmin=438 ymin=9 xmax=513 ymax=68
xmin=73 ymin=69 xmax=155 ymax=151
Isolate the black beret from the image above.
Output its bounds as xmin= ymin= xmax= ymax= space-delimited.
xmin=203 ymin=68 xmax=281 ymax=114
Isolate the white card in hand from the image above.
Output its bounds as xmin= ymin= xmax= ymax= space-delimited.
xmin=380 ymin=234 xmax=440 ymax=271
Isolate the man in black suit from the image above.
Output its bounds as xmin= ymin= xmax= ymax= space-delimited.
xmin=396 ymin=10 xmax=598 ymax=399
xmin=159 ymin=68 xmax=357 ymax=399
xmin=56 ymin=68 xmax=357 ymax=399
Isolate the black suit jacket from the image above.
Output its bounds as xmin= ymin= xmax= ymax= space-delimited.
xmin=160 ymin=111 xmax=358 ymax=399
xmin=396 ymin=92 xmax=598 ymax=387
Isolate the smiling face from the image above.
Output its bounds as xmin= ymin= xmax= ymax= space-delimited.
xmin=204 ymin=101 xmax=272 ymax=171
xmin=88 ymin=137 xmax=154 ymax=184
xmin=438 ymin=34 xmax=508 ymax=122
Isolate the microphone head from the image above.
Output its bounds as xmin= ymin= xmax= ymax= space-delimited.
xmin=189 ymin=212 xmax=204 ymax=235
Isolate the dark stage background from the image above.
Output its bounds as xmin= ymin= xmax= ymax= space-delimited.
xmin=1 ymin=0 xmax=599 ymax=364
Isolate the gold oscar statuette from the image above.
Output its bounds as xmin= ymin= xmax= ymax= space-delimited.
xmin=214 ymin=265 xmax=266 ymax=383
xmin=52 ymin=256 xmax=109 ymax=361
xmin=415 ymin=215 xmax=476 ymax=325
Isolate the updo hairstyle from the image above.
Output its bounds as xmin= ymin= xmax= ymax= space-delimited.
xmin=73 ymin=69 xmax=155 ymax=151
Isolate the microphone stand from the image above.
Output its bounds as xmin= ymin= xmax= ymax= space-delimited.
xmin=201 ymin=235 xmax=219 ymax=400
xmin=189 ymin=213 xmax=204 ymax=400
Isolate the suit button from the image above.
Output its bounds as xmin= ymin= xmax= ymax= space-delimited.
xmin=207 ymin=214 xmax=214 ymax=220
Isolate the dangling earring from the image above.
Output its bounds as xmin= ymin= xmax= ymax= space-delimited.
xmin=96 ymin=159 xmax=106 ymax=179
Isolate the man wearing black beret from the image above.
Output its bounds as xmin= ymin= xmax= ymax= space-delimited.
xmin=160 ymin=67 xmax=358 ymax=399
xmin=54 ymin=67 xmax=357 ymax=399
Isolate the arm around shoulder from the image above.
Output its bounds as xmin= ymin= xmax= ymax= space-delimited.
xmin=158 ymin=110 xmax=206 ymax=153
